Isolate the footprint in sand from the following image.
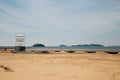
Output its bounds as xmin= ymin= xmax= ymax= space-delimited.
xmin=0 ymin=65 xmax=14 ymax=72
xmin=113 ymin=72 xmax=120 ymax=80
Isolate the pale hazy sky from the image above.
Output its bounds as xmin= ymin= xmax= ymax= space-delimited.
xmin=0 ymin=0 xmax=120 ymax=46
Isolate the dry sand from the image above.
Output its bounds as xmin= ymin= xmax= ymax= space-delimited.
xmin=0 ymin=50 xmax=120 ymax=80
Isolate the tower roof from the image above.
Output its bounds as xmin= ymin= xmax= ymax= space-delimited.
xmin=16 ymin=34 xmax=25 ymax=37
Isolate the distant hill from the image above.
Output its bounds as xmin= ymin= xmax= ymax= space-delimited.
xmin=32 ymin=44 xmax=45 ymax=47
xmin=59 ymin=44 xmax=68 ymax=47
xmin=106 ymin=46 xmax=120 ymax=49
xmin=71 ymin=44 xmax=105 ymax=48
xmin=29 ymin=43 xmax=120 ymax=49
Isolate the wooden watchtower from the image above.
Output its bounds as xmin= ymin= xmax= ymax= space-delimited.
xmin=15 ymin=34 xmax=25 ymax=51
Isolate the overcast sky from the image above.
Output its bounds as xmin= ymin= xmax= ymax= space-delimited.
xmin=0 ymin=0 xmax=120 ymax=46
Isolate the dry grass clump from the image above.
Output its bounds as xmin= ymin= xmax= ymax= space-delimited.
xmin=30 ymin=50 xmax=49 ymax=54
xmin=40 ymin=51 xmax=49 ymax=54
xmin=105 ymin=51 xmax=118 ymax=54
xmin=85 ymin=51 xmax=96 ymax=53
xmin=66 ymin=50 xmax=76 ymax=53
xmin=54 ymin=50 xmax=61 ymax=52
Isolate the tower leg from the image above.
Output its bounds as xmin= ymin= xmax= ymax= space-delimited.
xmin=15 ymin=46 xmax=25 ymax=52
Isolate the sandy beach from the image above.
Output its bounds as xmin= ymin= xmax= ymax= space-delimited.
xmin=0 ymin=50 xmax=120 ymax=80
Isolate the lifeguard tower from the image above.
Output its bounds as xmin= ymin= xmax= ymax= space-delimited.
xmin=15 ymin=34 xmax=25 ymax=51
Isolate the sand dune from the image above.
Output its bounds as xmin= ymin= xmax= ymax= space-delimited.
xmin=0 ymin=50 xmax=120 ymax=80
